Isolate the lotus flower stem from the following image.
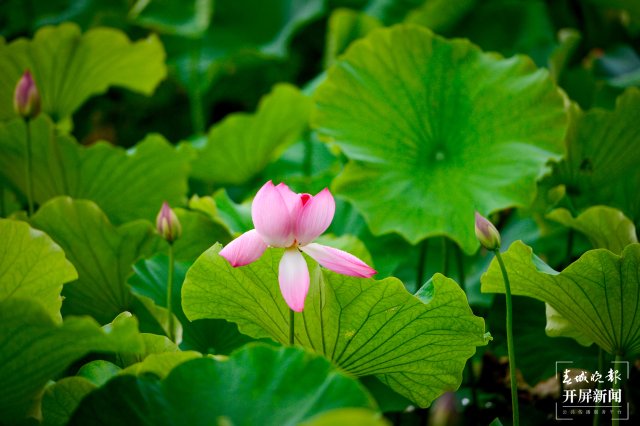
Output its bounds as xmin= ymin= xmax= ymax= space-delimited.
xmin=24 ymin=119 xmax=35 ymax=216
xmin=593 ymin=347 xmax=604 ymax=426
xmin=495 ymin=249 xmax=519 ymax=426
xmin=289 ymin=308 xmax=295 ymax=345
xmin=167 ymin=244 xmax=175 ymax=342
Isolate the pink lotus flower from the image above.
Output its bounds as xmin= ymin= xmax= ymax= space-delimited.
xmin=220 ymin=181 xmax=376 ymax=312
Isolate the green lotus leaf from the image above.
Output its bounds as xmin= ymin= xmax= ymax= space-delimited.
xmin=447 ymin=0 xmax=556 ymax=62
xmin=324 ymin=9 xmax=381 ymax=68
xmin=0 ymin=22 xmax=166 ymax=121
xmin=213 ymin=189 xmax=254 ymax=234
xmin=164 ymin=0 xmax=325 ymax=96
xmin=129 ymin=293 xmax=182 ymax=342
xmin=0 ymin=115 xmax=190 ymax=224
xmin=544 ymin=304 xmax=593 ymax=347
xmin=70 ymin=344 xmax=376 ymax=426
xmin=481 ymin=240 xmax=640 ymax=356
xmin=182 ymin=244 xmax=488 ymax=407
xmin=76 ymin=360 xmax=121 ymax=387
xmin=547 ymin=206 xmax=637 ymax=255
xmin=186 ymin=84 xmax=312 ymax=185
xmin=31 ymin=197 xmax=159 ymax=323
xmin=0 ymin=184 xmax=21 ymax=217
xmin=0 ymin=218 xmax=77 ymax=322
xmin=117 ymin=332 xmax=181 ymax=368
xmin=120 ymin=351 xmax=202 ymax=378
xmin=300 ymin=408 xmax=391 ymax=426
xmin=364 ymin=0 xmax=424 ymax=24
xmin=546 ymin=89 xmax=640 ymax=224
xmin=0 ymin=298 xmax=144 ymax=422
xmin=0 ymin=0 xmax=130 ymax=38
xmin=41 ymin=377 xmax=96 ymax=426
xmin=129 ymin=0 xmax=213 ymax=37
xmin=312 ymin=25 xmax=567 ymax=254
xmin=486 ymin=295 xmax=598 ymax=384
xmin=405 ymin=0 xmax=477 ymax=33
xmin=172 ymin=197 xmax=233 ymax=262
xmin=129 ymin=254 xmax=253 ymax=355
xmin=262 ymin=130 xmax=342 ymax=195
xmin=359 ymin=376 xmax=411 ymax=413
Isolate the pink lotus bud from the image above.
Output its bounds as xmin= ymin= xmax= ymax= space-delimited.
xmin=474 ymin=212 xmax=501 ymax=250
xmin=13 ymin=70 xmax=41 ymax=119
xmin=156 ymin=202 xmax=182 ymax=243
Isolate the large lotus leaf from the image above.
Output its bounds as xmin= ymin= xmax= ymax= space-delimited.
xmin=0 ymin=218 xmax=77 ymax=322
xmin=312 ymin=25 xmax=567 ymax=254
xmin=481 ymin=241 xmax=640 ymax=357
xmin=0 ymin=115 xmax=190 ymax=224
xmin=182 ymin=244 xmax=488 ymax=407
xmin=546 ymin=89 xmax=640 ymax=223
xmin=70 ymin=344 xmax=376 ymax=426
xmin=547 ymin=206 xmax=637 ymax=255
xmin=0 ymin=298 xmax=144 ymax=422
xmin=0 ymin=22 xmax=166 ymax=121
xmin=30 ymin=197 xmax=159 ymax=323
xmin=130 ymin=255 xmax=253 ymax=354
xmin=186 ymin=84 xmax=312 ymax=185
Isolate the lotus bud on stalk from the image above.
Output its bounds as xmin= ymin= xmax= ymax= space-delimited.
xmin=156 ymin=202 xmax=182 ymax=244
xmin=475 ymin=211 xmax=519 ymax=426
xmin=474 ymin=212 xmax=501 ymax=251
xmin=156 ymin=201 xmax=182 ymax=343
xmin=13 ymin=70 xmax=41 ymax=119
